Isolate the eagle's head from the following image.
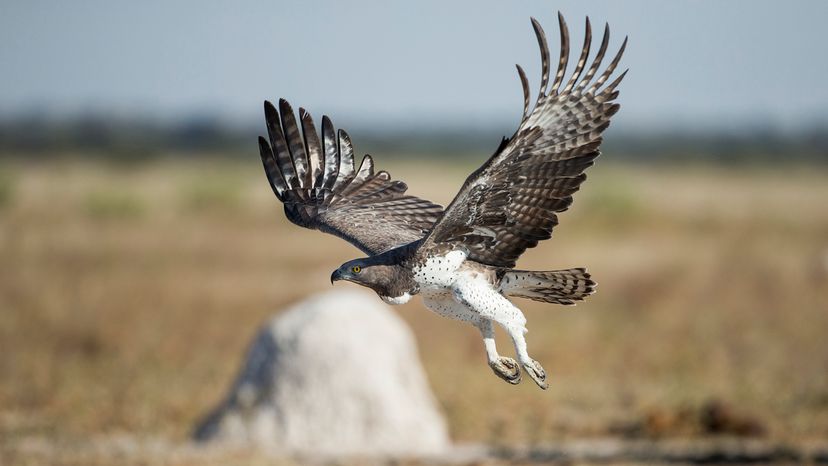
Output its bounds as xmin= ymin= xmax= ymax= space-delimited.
xmin=330 ymin=258 xmax=416 ymax=305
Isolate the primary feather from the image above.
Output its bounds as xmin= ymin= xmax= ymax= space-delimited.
xmin=258 ymin=99 xmax=443 ymax=256
xmin=421 ymin=13 xmax=627 ymax=268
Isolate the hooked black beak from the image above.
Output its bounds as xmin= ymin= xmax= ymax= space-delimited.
xmin=330 ymin=269 xmax=343 ymax=285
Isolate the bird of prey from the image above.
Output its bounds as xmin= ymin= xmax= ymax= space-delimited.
xmin=258 ymin=13 xmax=626 ymax=389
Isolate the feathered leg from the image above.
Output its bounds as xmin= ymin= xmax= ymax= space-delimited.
xmin=502 ymin=323 xmax=547 ymax=390
xmin=453 ymin=277 xmax=548 ymax=390
xmin=477 ymin=319 xmax=521 ymax=384
xmin=422 ymin=289 xmax=521 ymax=385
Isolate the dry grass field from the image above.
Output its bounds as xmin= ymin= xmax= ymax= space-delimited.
xmin=1 ymin=156 xmax=827 ymax=464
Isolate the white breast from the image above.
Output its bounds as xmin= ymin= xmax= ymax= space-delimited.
xmin=412 ymin=249 xmax=468 ymax=288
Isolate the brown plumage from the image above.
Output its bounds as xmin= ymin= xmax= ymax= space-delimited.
xmin=421 ymin=13 xmax=626 ymax=268
xmin=258 ymin=12 xmax=627 ymax=389
xmin=259 ymin=99 xmax=442 ymax=256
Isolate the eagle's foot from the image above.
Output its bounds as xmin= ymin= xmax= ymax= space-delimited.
xmin=489 ymin=357 xmax=522 ymax=385
xmin=523 ymin=359 xmax=548 ymax=390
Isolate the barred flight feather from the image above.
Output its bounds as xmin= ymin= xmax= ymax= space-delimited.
xmin=258 ymin=99 xmax=443 ymax=256
xmin=420 ymin=12 xmax=627 ymax=268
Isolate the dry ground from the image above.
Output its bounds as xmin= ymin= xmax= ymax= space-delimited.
xmin=0 ymin=156 xmax=827 ymax=463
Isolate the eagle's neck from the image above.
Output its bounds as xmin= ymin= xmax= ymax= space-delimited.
xmin=359 ymin=243 xmax=420 ymax=300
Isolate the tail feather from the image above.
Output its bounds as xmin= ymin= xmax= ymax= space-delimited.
xmin=501 ymin=268 xmax=595 ymax=305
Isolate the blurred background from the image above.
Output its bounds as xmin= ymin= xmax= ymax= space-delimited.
xmin=1 ymin=0 xmax=827 ymax=464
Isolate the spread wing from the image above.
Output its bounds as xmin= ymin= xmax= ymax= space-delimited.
xmin=421 ymin=13 xmax=627 ymax=268
xmin=258 ymin=99 xmax=443 ymax=256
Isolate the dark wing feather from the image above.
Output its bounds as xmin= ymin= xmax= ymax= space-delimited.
xmin=421 ymin=13 xmax=627 ymax=268
xmin=259 ymin=99 xmax=443 ymax=256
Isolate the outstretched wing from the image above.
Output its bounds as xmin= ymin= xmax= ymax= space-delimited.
xmin=259 ymin=99 xmax=443 ymax=256
xmin=421 ymin=13 xmax=627 ymax=268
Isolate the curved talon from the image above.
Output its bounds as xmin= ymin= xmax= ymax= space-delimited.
xmin=490 ymin=357 xmax=522 ymax=385
xmin=523 ymin=359 xmax=548 ymax=390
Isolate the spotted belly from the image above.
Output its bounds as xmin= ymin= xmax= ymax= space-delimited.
xmin=421 ymin=288 xmax=481 ymax=323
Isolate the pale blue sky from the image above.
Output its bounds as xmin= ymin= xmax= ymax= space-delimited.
xmin=2 ymin=1 xmax=827 ymax=131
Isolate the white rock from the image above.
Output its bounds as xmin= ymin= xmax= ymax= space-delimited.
xmin=194 ymin=288 xmax=449 ymax=458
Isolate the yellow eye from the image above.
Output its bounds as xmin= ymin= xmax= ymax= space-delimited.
xmin=351 ymin=265 xmax=362 ymax=274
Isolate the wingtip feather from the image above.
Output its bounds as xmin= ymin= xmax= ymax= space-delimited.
xmin=278 ymin=98 xmax=294 ymax=117
xmin=530 ymin=17 xmax=550 ymax=103
xmin=264 ymin=100 xmax=278 ymax=120
xmin=550 ymin=11 xmax=570 ymax=93
xmin=515 ymin=64 xmax=531 ymax=119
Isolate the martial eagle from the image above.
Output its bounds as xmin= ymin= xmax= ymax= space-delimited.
xmin=258 ymin=13 xmax=626 ymax=389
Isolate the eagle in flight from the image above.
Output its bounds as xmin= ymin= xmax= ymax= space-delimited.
xmin=258 ymin=13 xmax=626 ymax=389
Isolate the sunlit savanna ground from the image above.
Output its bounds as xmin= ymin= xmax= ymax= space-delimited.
xmin=1 ymin=156 xmax=827 ymax=464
